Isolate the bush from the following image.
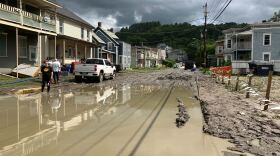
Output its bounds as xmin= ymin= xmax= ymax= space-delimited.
xmin=162 ymin=59 xmax=176 ymax=68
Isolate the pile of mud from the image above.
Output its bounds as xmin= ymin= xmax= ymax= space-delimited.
xmin=158 ymin=72 xmax=192 ymax=81
xmin=197 ymin=75 xmax=280 ymax=156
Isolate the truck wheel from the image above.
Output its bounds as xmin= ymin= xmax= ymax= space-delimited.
xmin=111 ymin=72 xmax=116 ymax=79
xmin=75 ymin=76 xmax=82 ymax=82
xmin=98 ymin=74 xmax=104 ymax=83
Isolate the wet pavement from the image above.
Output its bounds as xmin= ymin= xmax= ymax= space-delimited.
xmin=0 ymin=84 xmax=236 ymax=156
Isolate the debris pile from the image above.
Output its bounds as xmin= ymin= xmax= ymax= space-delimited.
xmin=176 ymin=98 xmax=190 ymax=128
xmin=158 ymin=72 xmax=191 ymax=81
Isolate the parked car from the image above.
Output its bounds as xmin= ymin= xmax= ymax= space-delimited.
xmin=74 ymin=58 xmax=116 ymax=82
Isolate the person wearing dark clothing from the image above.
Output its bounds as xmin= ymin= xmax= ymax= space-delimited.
xmin=41 ymin=61 xmax=53 ymax=92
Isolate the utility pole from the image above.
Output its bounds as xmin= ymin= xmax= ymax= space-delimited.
xmin=203 ymin=3 xmax=208 ymax=67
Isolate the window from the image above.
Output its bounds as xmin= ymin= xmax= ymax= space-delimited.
xmin=81 ymin=28 xmax=84 ymax=39
xmin=87 ymin=30 xmax=90 ymax=41
xmin=105 ymin=60 xmax=111 ymax=66
xmin=19 ymin=36 xmax=27 ymax=58
xmin=86 ymin=59 xmax=103 ymax=65
xmin=119 ymin=56 xmax=122 ymax=63
xmin=107 ymin=42 xmax=113 ymax=50
xmin=0 ymin=34 xmax=7 ymax=57
xmin=227 ymin=40 xmax=232 ymax=48
xmin=218 ymin=46 xmax=223 ymax=53
xmin=263 ymin=34 xmax=271 ymax=46
xmin=263 ymin=52 xmax=271 ymax=62
xmin=29 ymin=46 xmax=37 ymax=61
xmin=59 ymin=19 xmax=64 ymax=34
xmin=65 ymin=47 xmax=73 ymax=58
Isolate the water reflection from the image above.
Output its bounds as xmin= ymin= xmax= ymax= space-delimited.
xmin=0 ymin=84 xmax=161 ymax=156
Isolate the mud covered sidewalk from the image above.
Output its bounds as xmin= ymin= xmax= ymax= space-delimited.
xmin=197 ymin=73 xmax=280 ymax=156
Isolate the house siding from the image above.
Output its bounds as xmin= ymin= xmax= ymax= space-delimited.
xmin=253 ymin=28 xmax=280 ymax=61
xmin=0 ymin=29 xmax=37 ymax=69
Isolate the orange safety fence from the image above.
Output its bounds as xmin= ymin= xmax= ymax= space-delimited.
xmin=209 ymin=66 xmax=232 ymax=77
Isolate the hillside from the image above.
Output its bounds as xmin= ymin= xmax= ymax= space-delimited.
xmin=116 ymin=22 xmax=248 ymax=64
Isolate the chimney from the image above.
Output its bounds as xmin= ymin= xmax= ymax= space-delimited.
xmin=109 ymin=28 xmax=114 ymax=32
xmin=98 ymin=22 xmax=102 ymax=27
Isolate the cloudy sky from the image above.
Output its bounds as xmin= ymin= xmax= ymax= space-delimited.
xmin=56 ymin=0 xmax=280 ymax=29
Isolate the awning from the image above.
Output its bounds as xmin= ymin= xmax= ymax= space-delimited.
xmin=236 ymin=30 xmax=252 ymax=36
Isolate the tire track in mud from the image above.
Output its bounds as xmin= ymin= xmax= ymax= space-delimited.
xmin=115 ymin=84 xmax=175 ymax=156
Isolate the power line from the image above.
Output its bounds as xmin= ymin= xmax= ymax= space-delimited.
xmin=208 ymin=0 xmax=223 ymax=21
xmin=211 ymin=0 xmax=233 ymax=24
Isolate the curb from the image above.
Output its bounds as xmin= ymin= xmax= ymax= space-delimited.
xmin=15 ymin=87 xmax=41 ymax=95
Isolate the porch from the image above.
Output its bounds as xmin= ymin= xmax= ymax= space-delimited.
xmin=54 ymin=36 xmax=94 ymax=65
xmin=0 ymin=0 xmax=58 ymax=33
xmin=0 ymin=25 xmax=54 ymax=75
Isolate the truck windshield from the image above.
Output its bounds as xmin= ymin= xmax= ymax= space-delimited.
xmin=86 ymin=59 xmax=103 ymax=65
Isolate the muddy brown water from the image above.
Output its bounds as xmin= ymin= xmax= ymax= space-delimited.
xmin=0 ymin=84 xmax=239 ymax=156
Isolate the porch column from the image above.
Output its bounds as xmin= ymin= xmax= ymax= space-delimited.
xmin=54 ymin=36 xmax=57 ymax=59
xmin=75 ymin=42 xmax=78 ymax=61
xmin=236 ymin=34 xmax=238 ymax=60
xmin=38 ymin=33 xmax=42 ymax=66
xmin=62 ymin=39 xmax=65 ymax=64
xmin=84 ymin=46 xmax=87 ymax=59
xmin=90 ymin=47 xmax=93 ymax=58
xmin=19 ymin=0 xmax=23 ymax=25
xmin=116 ymin=46 xmax=119 ymax=64
xmin=16 ymin=28 xmax=19 ymax=78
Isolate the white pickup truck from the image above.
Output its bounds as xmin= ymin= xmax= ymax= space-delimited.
xmin=74 ymin=58 xmax=116 ymax=82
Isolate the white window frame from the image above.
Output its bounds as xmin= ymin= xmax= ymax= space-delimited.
xmin=0 ymin=33 xmax=8 ymax=57
xmin=263 ymin=52 xmax=271 ymax=62
xmin=81 ymin=28 xmax=84 ymax=39
xmin=87 ymin=29 xmax=90 ymax=41
xmin=227 ymin=39 xmax=232 ymax=49
xmin=263 ymin=33 xmax=271 ymax=46
xmin=19 ymin=36 xmax=28 ymax=58
xmin=29 ymin=45 xmax=37 ymax=61
xmin=59 ymin=19 xmax=64 ymax=34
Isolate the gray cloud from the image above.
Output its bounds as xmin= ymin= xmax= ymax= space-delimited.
xmin=56 ymin=0 xmax=280 ymax=28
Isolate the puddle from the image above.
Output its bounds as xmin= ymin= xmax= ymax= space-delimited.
xmin=0 ymin=84 xmax=241 ymax=156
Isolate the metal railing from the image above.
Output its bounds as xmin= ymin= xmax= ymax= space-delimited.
xmin=0 ymin=3 xmax=56 ymax=30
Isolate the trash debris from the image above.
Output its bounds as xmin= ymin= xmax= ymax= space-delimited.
xmin=176 ymin=98 xmax=190 ymax=128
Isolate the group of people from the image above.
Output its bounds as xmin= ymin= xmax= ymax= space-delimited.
xmin=41 ymin=59 xmax=61 ymax=92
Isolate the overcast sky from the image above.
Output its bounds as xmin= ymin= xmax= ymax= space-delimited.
xmin=56 ymin=0 xmax=280 ymax=29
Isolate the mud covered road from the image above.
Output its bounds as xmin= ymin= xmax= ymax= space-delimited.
xmin=0 ymin=69 xmax=279 ymax=156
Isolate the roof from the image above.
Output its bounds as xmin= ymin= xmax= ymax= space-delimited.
xmin=236 ymin=30 xmax=252 ymax=35
xmin=222 ymin=28 xmax=244 ymax=34
xmin=92 ymin=33 xmax=106 ymax=44
xmin=57 ymin=7 xmax=94 ymax=28
xmin=103 ymin=29 xmax=119 ymax=40
xmin=252 ymin=22 xmax=280 ymax=28
xmin=95 ymin=27 xmax=119 ymax=45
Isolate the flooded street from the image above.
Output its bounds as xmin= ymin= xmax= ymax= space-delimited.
xmin=0 ymin=83 xmax=234 ymax=156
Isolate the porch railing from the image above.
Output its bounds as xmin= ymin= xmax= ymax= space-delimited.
xmin=232 ymin=42 xmax=252 ymax=50
xmin=0 ymin=3 xmax=56 ymax=32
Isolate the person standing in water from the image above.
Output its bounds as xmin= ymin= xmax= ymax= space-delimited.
xmin=52 ymin=59 xmax=61 ymax=84
xmin=41 ymin=60 xmax=53 ymax=92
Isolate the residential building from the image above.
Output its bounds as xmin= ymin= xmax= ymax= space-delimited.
xmin=94 ymin=22 xmax=120 ymax=64
xmin=157 ymin=43 xmax=167 ymax=64
xmin=54 ymin=7 xmax=95 ymax=64
xmin=0 ymin=0 xmax=61 ymax=74
xmin=118 ymin=41 xmax=131 ymax=69
xmin=131 ymin=46 xmax=159 ymax=68
xmin=167 ymin=49 xmax=188 ymax=63
xmin=221 ymin=23 xmax=280 ymax=74
xmin=215 ymin=39 xmax=225 ymax=66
